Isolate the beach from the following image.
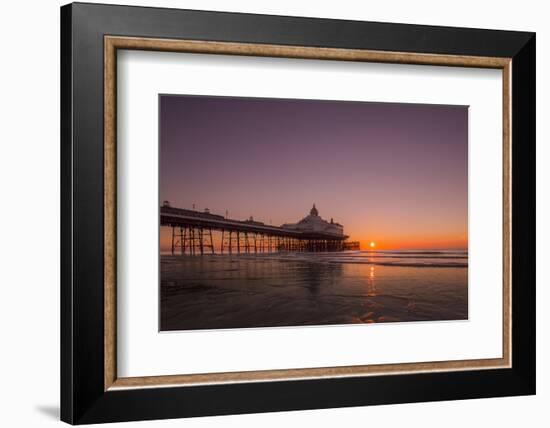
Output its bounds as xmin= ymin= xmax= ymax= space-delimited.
xmin=160 ymin=250 xmax=468 ymax=331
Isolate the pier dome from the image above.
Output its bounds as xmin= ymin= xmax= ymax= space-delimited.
xmin=310 ymin=204 xmax=318 ymax=216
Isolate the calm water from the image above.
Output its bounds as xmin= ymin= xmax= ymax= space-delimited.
xmin=160 ymin=250 xmax=468 ymax=331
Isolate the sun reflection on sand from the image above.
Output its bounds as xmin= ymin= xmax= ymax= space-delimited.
xmin=366 ymin=265 xmax=377 ymax=297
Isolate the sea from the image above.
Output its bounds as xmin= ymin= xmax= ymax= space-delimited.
xmin=160 ymin=250 xmax=468 ymax=331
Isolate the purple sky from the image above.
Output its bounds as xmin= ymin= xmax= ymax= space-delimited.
xmin=160 ymin=95 xmax=468 ymax=249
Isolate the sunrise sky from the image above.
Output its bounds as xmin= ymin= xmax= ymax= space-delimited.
xmin=159 ymin=95 xmax=468 ymax=250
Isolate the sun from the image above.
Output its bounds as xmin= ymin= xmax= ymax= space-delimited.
xmin=369 ymin=241 xmax=376 ymax=248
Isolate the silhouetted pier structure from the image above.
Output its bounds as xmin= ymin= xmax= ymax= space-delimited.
xmin=161 ymin=204 xmax=350 ymax=255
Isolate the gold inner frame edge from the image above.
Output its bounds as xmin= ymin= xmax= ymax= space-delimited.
xmin=104 ymin=35 xmax=512 ymax=391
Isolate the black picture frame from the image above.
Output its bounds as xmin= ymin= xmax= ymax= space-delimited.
xmin=61 ymin=2 xmax=535 ymax=424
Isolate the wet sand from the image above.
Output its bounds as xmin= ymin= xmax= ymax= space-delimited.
xmin=160 ymin=251 xmax=468 ymax=331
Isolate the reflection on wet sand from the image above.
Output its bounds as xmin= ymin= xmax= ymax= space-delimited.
xmin=160 ymin=250 xmax=468 ymax=331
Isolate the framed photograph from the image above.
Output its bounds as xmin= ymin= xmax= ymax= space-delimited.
xmin=61 ymin=2 xmax=535 ymax=424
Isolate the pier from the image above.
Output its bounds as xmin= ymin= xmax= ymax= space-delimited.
xmin=160 ymin=204 xmax=354 ymax=255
